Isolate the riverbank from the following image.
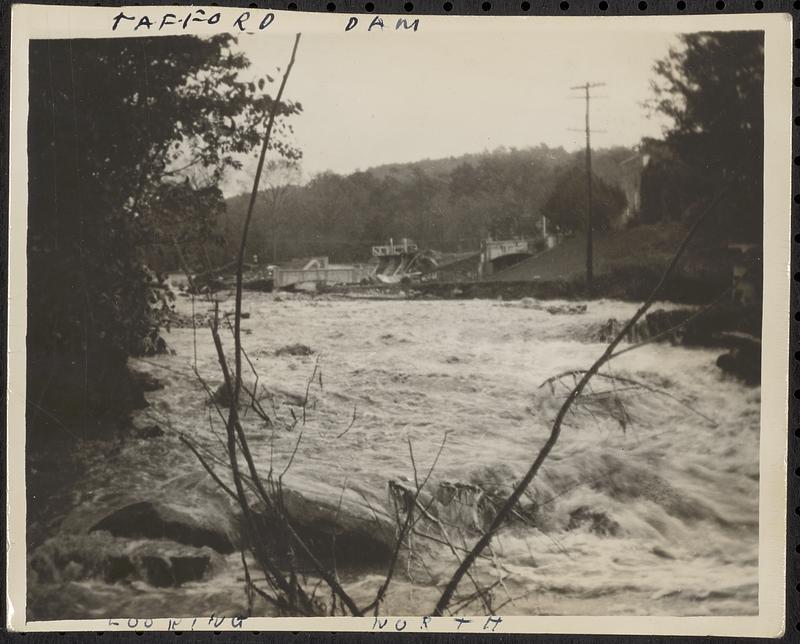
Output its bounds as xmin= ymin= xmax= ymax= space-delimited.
xmin=312 ymin=260 xmax=731 ymax=304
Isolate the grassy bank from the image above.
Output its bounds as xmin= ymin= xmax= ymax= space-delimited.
xmin=478 ymin=221 xmax=738 ymax=304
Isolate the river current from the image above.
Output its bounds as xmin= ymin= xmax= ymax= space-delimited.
xmin=28 ymin=291 xmax=760 ymax=619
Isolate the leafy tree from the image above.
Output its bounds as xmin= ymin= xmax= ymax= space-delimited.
xmin=646 ymin=31 xmax=764 ymax=241
xmin=543 ymin=165 xmax=628 ymax=233
xmin=637 ymin=138 xmax=705 ymax=225
xmin=27 ymin=36 xmax=301 ymax=433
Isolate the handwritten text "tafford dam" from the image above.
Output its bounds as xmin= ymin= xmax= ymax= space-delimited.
xmin=110 ymin=10 xmax=420 ymax=33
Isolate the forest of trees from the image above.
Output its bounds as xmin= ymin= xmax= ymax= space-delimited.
xmin=218 ymin=145 xmax=635 ymax=266
xmin=27 ymin=35 xmax=301 ymax=433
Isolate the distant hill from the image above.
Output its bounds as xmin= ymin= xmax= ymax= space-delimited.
xmin=363 ymin=145 xmax=573 ymax=183
xmin=358 ymin=145 xmax=637 ymax=192
xmin=221 ymin=143 xmax=639 ymax=264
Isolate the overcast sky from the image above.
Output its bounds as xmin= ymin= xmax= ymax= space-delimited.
xmin=226 ymin=24 xmax=680 ymax=194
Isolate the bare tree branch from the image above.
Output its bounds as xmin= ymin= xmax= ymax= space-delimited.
xmin=432 ymin=185 xmax=729 ymax=616
xmin=365 ymin=433 xmax=450 ymax=615
xmin=335 ymin=404 xmax=358 ymax=439
xmin=607 ymin=286 xmax=733 ymax=360
xmin=232 ymin=33 xmax=302 ymax=410
xmin=178 ymin=434 xmax=238 ymax=501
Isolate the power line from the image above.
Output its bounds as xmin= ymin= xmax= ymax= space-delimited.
xmin=569 ymin=81 xmax=606 ymax=294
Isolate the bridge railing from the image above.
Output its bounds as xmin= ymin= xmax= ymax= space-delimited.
xmin=482 ymin=239 xmax=533 ymax=261
xmin=371 ymin=238 xmax=419 ymax=256
xmin=274 ymin=266 xmax=372 ymax=288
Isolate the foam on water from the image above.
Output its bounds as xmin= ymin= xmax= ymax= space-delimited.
xmin=29 ymin=292 xmax=759 ymax=618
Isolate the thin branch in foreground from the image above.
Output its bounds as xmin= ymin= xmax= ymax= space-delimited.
xmin=221 ymin=313 xmax=272 ymax=425
xmin=410 ymin=494 xmax=493 ymax=613
xmin=185 ymin=34 xmax=366 ymax=617
xmin=542 ymin=370 xmax=716 ymax=426
xmin=608 ymin=286 xmax=733 ymax=360
xmin=232 ymin=33 xmax=302 ymax=410
xmin=178 ymin=434 xmax=238 ymax=501
xmin=335 ymin=404 xmax=358 ymax=439
xmin=240 ymin=546 xmax=255 ymax=616
xmin=279 ymin=427 xmax=305 ymax=480
xmin=364 ymin=432 xmax=450 ymax=615
xmin=210 ymin=319 xmax=303 ymax=610
xmin=432 ymin=185 xmax=730 ymax=616
xmin=215 ymin=333 xmax=330 ymax=614
xmin=302 ymin=355 xmax=322 ymax=426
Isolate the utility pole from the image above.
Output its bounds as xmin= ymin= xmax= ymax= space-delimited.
xmin=569 ymin=82 xmax=605 ymax=294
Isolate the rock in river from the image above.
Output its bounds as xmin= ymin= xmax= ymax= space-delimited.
xmin=63 ymin=472 xmax=241 ymax=554
xmin=253 ymin=477 xmax=397 ymax=568
xmin=89 ymin=499 xmax=237 ymax=554
xmin=29 ymin=532 xmax=223 ymax=588
xmin=210 ymin=380 xmax=305 ymax=409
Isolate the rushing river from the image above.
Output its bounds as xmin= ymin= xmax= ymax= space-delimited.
xmin=28 ymin=291 xmax=760 ymax=619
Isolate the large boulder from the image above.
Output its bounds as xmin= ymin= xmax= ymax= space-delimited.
xmin=64 ymin=472 xmax=240 ymax=554
xmin=29 ymin=532 xmax=224 ymax=588
xmin=716 ymin=332 xmax=761 ymax=385
xmin=210 ymin=380 xmax=305 ymax=409
xmin=209 ymin=379 xmax=260 ymax=408
xmin=89 ymin=500 xmax=237 ymax=554
xmin=253 ymin=478 xmax=396 ymax=568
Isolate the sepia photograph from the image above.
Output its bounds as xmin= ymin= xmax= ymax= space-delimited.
xmin=5 ymin=5 xmax=791 ymax=634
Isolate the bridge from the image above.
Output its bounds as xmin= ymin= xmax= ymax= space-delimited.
xmin=479 ymin=238 xmax=537 ymax=277
xmin=371 ymin=238 xmax=428 ymax=283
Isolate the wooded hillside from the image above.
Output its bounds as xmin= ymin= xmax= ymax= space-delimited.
xmin=218 ymin=144 xmax=637 ymax=265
